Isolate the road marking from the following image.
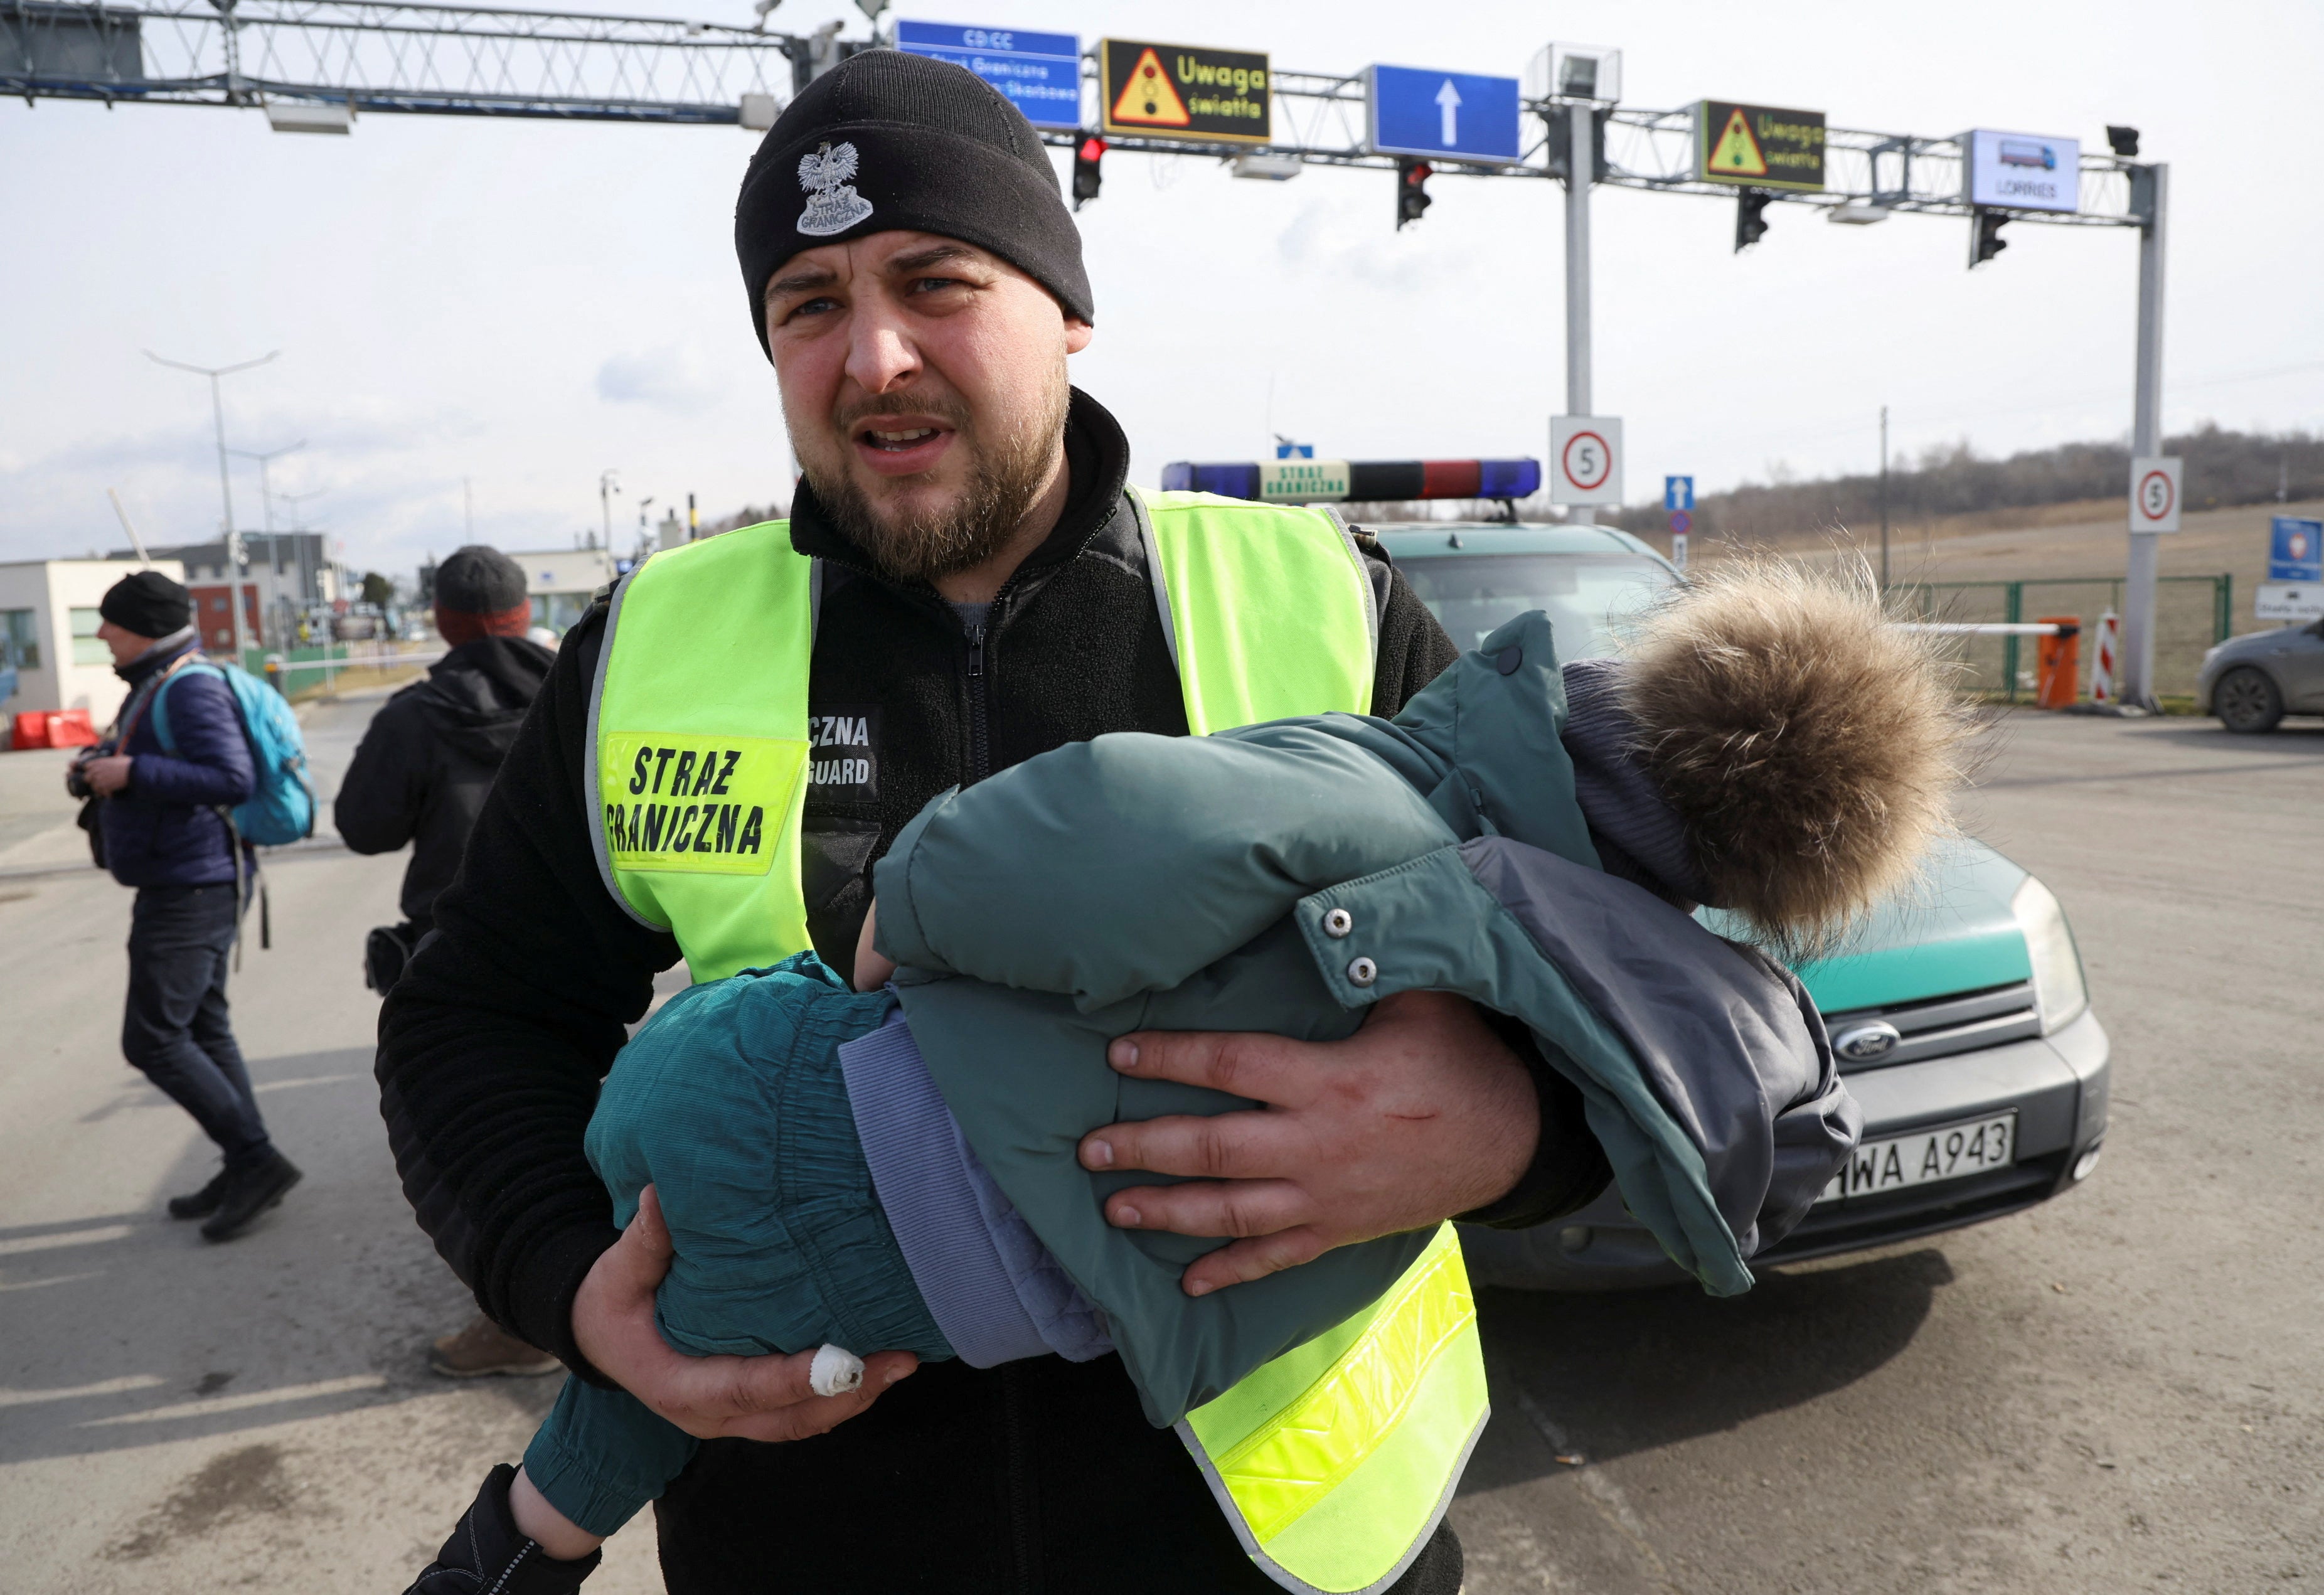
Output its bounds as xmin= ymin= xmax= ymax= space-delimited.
xmin=0 ymin=1374 xmax=167 ymax=1407
xmin=255 ymin=1073 xmax=361 ymax=1093
xmin=78 ymin=1373 xmax=389 ymax=1426
xmin=0 ymin=1223 xmax=133 ymax=1256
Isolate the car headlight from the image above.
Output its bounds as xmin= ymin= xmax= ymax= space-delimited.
xmin=2010 ymin=875 xmax=2089 ymax=1035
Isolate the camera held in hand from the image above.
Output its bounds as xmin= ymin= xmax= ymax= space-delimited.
xmin=64 ymin=742 xmax=111 ymax=801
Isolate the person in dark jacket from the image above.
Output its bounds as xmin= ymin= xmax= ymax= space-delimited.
xmin=75 ymin=570 xmax=302 ymax=1242
xmin=338 ymin=545 xmax=555 ymax=951
xmin=338 ymin=545 xmax=560 ymax=1379
xmin=381 ymin=53 xmax=1573 ymax=1595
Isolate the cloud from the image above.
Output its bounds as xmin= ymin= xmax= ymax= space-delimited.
xmin=597 ymin=348 xmax=725 ymax=415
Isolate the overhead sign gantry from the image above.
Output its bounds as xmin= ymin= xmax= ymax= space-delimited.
xmin=0 ymin=6 xmax=2175 ymax=701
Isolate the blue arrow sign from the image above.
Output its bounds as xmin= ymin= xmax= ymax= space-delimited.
xmin=896 ymin=20 xmax=1081 ymax=130
xmin=1665 ymin=475 xmax=1695 ymax=511
xmin=1365 ymin=65 xmax=1520 ymax=163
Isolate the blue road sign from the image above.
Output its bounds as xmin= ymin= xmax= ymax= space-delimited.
xmin=897 ymin=21 xmax=1081 ymax=130
xmin=1365 ymin=65 xmax=1520 ymax=163
xmin=2271 ymin=516 xmax=2323 ymax=582
xmin=1665 ymin=475 xmax=1695 ymax=511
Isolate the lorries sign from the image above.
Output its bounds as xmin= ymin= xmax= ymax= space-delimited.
xmin=1101 ymin=38 xmax=1271 ymax=144
xmin=1965 ymin=129 xmax=2081 ymax=213
xmin=1696 ymin=100 xmax=1825 ymax=191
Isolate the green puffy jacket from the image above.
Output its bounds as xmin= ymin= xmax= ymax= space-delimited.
xmin=879 ymin=609 xmax=1858 ymax=1427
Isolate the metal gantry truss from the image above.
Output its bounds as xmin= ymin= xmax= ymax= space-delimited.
xmin=3 ymin=1 xmax=2150 ymax=232
xmin=3 ymin=0 xmax=792 ymax=122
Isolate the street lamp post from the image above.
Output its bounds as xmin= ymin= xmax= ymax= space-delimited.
xmin=147 ymin=349 xmax=279 ymax=665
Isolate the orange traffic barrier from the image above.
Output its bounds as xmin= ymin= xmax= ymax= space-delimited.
xmin=2034 ymin=617 xmax=2082 ymax=709
xmin=9 ymin=708 xmax=99 ymax=750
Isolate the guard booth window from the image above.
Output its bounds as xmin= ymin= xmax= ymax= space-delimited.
xmin=1 ymin=609 xmax=38 ymax=670
xmin=70 ymin=607 xmax=109 ymax=666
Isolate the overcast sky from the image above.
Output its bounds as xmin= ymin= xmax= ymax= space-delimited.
xmin=4 ymin=0 xmax=2319 ymax=580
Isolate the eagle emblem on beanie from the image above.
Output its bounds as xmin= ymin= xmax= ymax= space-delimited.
xmin=796 ymin=141 xmax=874 ymax=238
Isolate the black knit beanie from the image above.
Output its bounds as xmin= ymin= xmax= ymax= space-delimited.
xmin=99 ymin=570 xmax=192 ymax=639
xmin=434 ymin=545 xmax=530 ymax=615
xmin=734 ymin=50 xmax=1094 ymax=358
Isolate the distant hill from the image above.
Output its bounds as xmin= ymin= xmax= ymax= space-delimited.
xmin=1606 ymin=423 xmax=2324 ymax=544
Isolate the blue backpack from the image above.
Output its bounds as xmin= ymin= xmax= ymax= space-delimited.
xmin=151 ymin=661 xmax=317 ymax=846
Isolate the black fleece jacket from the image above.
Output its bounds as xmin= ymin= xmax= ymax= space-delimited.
xmin=375 ymin=390 xmax=1597 ymax=1594
xmin=336 ymin=635 xmax=553 ymax=930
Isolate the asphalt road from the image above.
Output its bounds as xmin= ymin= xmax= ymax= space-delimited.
xmin=3 ymin=699 xmax=2318 ymax=1592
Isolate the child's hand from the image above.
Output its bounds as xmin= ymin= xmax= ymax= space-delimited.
xmin=571 ymin=1185 xmax=918 ymax=1443
xmin=853 ymin=901 xmax=896 ymax=991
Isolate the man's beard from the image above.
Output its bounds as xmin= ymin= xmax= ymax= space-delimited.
xmin=809 ymin=380 xmax=1068 ymax=585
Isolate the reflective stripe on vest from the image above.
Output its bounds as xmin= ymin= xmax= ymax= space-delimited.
xmin=1178 ymin=1224 xmax=1487 ymax=1595
xmin=587 ymin=488 xmax=1483 ymax=1594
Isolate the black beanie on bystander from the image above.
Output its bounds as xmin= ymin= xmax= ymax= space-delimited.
xmin=733 ymin=49 xmax=1094 ymax=358
xmin=97 ymin=569 xmax=193 ymax=639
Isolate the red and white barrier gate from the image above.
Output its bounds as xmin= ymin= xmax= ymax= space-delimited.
xmin=2089 ymin=612 xmax=2119 ymax=705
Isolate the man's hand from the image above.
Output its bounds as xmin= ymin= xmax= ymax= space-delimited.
xmin=572 ymin=1185 xmax=917 ymax=1442
xmin=81 ymin=755 xmax=134 ymax=797
xmin=1077 ymin=990 xmax=1538 ymax=1298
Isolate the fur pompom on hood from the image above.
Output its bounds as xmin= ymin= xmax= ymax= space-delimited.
xmin=1622 ymin=558 xmax=1977 ymax=959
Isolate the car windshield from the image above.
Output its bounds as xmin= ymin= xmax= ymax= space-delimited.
xmin=1395 ymin=552 xmax=1673 ymax=659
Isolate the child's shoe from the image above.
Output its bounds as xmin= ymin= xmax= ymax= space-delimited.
xmin=403 ymin=1464 xmax=601 ymax=1594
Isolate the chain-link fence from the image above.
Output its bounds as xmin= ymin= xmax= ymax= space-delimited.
xmin=1889 ymin=575 xmax=2232 ymax=703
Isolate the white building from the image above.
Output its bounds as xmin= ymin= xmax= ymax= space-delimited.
xmin=508 ymin=548 xmax=620 ymax=636
xmin=0 ymin=557 xmax=189 ymax=724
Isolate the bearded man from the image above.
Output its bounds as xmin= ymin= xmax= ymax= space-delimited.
xmin=379 ymin=50 xmax=1598 ymax=1594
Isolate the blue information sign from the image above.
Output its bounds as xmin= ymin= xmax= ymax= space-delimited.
xmin=2271 ymin=515 xmax=2322 ymax=582
xmin=1665 ymin=475 xmax=1695 ymax=511
xmin=1365 ymin=65 xmax=1520 ymax=163
xmin=896 ymin=21 xmax=1081 ymax=130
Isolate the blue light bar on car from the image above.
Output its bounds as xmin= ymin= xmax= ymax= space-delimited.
xmin=1159 ymin=458 xmax=1541 ymax=503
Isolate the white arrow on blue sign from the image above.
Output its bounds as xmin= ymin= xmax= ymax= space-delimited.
xmin=896 ymin=20 xmax=1081 ymax=130
xmin=1665 ymin=475 xmax=1695 ymax=511
xmin=1365 ymin=65 xmax=1520 ymax=163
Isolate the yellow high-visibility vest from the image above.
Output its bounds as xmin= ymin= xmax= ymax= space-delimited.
xmin=587 ymin=487 xmax=1484 ymax=1593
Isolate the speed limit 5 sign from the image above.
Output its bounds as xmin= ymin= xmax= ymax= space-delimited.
xmin=1550 ymin=416 xmax=1624 ymax=506
xmin=2129 ymin=455 xmax=2182 ymax=533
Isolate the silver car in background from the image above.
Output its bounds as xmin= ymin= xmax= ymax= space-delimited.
xmin=2199 ymin=618 xmax=2324 ymax=732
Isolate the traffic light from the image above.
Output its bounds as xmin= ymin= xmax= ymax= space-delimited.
xmin=1395 ymin=159 xmax=1433 ymax=230
xmin=1970 ymin=208 xmax=2009 ymax=267
xmin=1734 ymin=189 xmax=1771 ymax=253
xmin=1072 ymin=136 xmax=1105 ymax=211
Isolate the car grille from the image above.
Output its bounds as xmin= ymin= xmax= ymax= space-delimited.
xmin=1819 ymin=980 xmax=2041 ymax=1072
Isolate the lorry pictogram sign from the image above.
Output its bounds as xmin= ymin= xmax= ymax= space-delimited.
xmin=1109 ymin=47 xmax=1188 ymax=127
xmin=1704 ymin=107 xmax=1766 ymax=178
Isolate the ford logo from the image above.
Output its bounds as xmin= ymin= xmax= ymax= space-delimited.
xmin=1831 ymin=1020 xmax=1903 ymax=1062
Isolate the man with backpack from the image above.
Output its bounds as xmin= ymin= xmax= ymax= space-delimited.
xmin=72 ymin=570 xmax=302 ymax=1243
xmin=336 ymin=545 xmax=561 ymax=1379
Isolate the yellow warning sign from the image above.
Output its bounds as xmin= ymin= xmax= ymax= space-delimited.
xmin=1704 ymin=107 xmax=1766 ymax=178
xmin=1109 ymin=46 xmax=1188 ymax=127
xmin=1100 ymin=38 xmax=1271 ymax=144
xmin=1696 ymin=100 xmax=1825 ymax=191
